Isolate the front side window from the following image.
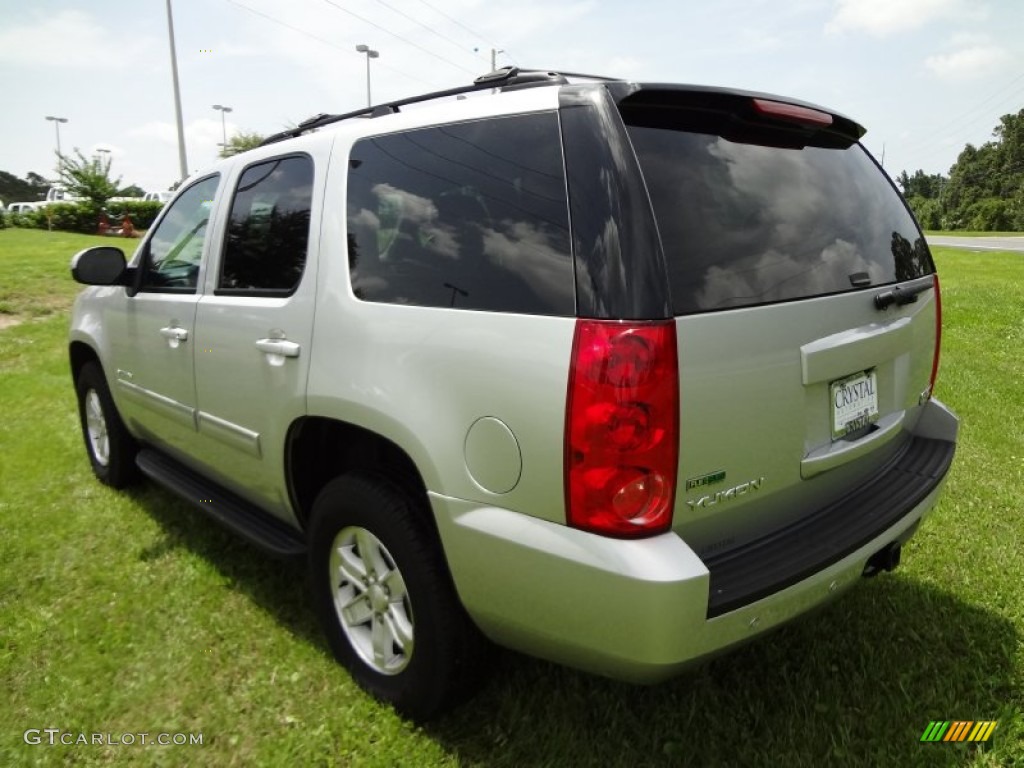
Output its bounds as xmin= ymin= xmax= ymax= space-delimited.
xmin=141 ymin=175 xmax=220 ymax=292
xmin=219 ymin=155 xmax=314 ymax=294
xmin=346 ymin=112 xmax=574 ymax=315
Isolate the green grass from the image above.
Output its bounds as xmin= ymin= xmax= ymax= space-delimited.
xmin=0 ymin=229 xmax=140 ymax=320
xmin=1 ymin=229 xmax=1022 ymax=766
xmin=925 ymin=230 xmax=1024 ymax=237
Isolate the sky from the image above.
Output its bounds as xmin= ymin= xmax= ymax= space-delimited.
xmin=1 ymin=0 xmax=1022 ymax=195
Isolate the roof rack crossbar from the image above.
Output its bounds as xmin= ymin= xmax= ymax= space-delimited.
xmin=260 ymin=67 xmax=622 ymax=146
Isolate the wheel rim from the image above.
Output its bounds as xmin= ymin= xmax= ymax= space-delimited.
xmin=84 ymin=389 xmax=110 ymax=467
xmin=329 ymin=526 xmax=414 ymax=675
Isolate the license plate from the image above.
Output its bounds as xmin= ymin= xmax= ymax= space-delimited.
xmin=831 ymin=370 xmax=879 ymax=439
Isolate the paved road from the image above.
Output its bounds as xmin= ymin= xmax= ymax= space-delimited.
xmin=927 ymin=235 xmax=1024 ymax=252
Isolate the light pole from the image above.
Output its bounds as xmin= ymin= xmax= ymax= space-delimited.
xmin=212 ymin=104 xmax=232 ymax=150
xmin=45 ymin=116 xmax=68 ymax=176
xmin=355 ymin=44 xmax=379 ymax=107
xmin=165 ymin=0 xmax=189 ymax=181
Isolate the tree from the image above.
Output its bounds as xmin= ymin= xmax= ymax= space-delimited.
xmin=895 ymin=170 xmax=945 ymax=200
xmin=118 ymin=184 xmax=146 ymax=198
xmin=57 ymin=149 xmax=122 ymax=210
xmin=0 ymin=170 xmax=49 ymax=202
xmin=26 ymin=171 xmax=49 ymax=187
xmin=219 ymin=132 xmax=265 ymax=158
xmin=898 ymin=108 xmax=1024 ymax=231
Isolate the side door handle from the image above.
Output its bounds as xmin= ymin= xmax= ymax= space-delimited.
xmin=159 ymin=325 xmax=189 ymax=348
xmin=255 ymin=338 xmax=301 ymax=358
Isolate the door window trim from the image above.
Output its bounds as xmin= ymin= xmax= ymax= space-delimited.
xmin=214 ymin=151 xmax=315 ymax=298
xmin=135 ymin=173 xmax=221 ymax=295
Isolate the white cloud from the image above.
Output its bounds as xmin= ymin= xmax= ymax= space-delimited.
xmin=484 ymin=2 xmax=595 ymax=44
xmin=130 ymin=122 xmax=179 ymax=145
xmin=925 ymin=45 xmax=1012 ymax=81
xmin=0 ymin=9 xmax=154 ymax=69
xmin=131 ymin=119 xmax=231 ymax=148
xmin=826 ymin=0 xmax=977 ymax=37
xmin=603 ymin=56 xmax=644 ymax=77
xmin=127 ymin=118 xmax=237 ymax=178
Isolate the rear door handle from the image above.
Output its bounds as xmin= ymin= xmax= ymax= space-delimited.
xmin=255 ymin=338 xmax=300 ymax=358
xmin=159 ymin=326 xmax=189 ymax=348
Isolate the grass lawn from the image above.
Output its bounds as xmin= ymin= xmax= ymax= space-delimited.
xmin=925 ymin=230 xmax=1024 ymax=237
xmin=1 ymin=228 xmax=1021 ymax=766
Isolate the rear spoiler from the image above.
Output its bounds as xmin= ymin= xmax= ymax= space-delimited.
xmin=609 ymin=83 xmax=866 ymax=147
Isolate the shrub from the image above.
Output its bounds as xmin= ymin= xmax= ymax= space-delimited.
xmin=907 ymin=196 xmax=942 ymax=230
xmin=1 ymin=200 xmax=164 ymax=235
xmin=36 ymin=202 xmax=100 ymax=234
xmin=8 ymin=208 xmax=48 ymax=230
xmin=107 ymin=200 xmax=164 ymax=230
xmin=964 ymin=198 xmax=1011 ymax=231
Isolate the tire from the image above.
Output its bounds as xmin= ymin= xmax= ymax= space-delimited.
xmin=75 ymin=361 xmax=139 ymax=488
xmin=309 ymin=473 xmax=487 ymax=720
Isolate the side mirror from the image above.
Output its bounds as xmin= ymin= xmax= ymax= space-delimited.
xmin=70 ymin=246 xmax=127 ymax=286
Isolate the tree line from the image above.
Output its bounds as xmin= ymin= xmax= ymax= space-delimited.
xmin=2 ymin=132 xmax=265 ymax=208
xmin=898 ymin=109 xmax=1024 ymax=232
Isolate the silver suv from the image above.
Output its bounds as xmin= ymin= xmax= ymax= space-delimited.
xmin=69 ymin=68 xmax=958 ymax=719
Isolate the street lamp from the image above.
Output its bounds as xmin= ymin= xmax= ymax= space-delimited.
xmin=45 ymin=116 xmax=68 ymax=176
xmin=165 ymin=0 xmax=189 ymax=182
xmin=212 ymin=104 xmax=233 ymax=149
xmin=355 ymin=44 xmax=379 ymax=108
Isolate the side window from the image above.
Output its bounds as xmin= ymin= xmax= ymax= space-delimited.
xmin=218 ymin=155 xmax=314 ymax=294
xmin=346 ymin=112 xmax=574 ymax=315
xmin=141 ymin=175 xmax=220 ymax=292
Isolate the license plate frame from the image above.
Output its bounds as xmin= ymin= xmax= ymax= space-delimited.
xmin=830 ymin=369 xmax=879 ymax=439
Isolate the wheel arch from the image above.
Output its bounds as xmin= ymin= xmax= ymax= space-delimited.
xmin=69 ymin=340 xmax=101 ymax=382
xmin=286 ymin=416 xmax=435 ymax=535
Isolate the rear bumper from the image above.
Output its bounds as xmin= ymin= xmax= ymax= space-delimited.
xmin=431 ymin=399 xmax=957 ymax=683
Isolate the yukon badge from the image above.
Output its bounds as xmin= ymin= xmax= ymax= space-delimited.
xmin=686 ymin=477 xmax=766 ymax=510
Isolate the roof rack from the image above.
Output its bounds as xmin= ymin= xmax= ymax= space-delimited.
xmin=260 ymin=67 xmax=620 ymax=146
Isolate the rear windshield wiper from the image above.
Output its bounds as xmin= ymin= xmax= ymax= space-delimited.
xmin=874 ymin=280 xmax=932 ymax=310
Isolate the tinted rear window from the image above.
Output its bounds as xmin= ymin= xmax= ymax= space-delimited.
xmin=346 ymin=112 xmax=574 ymax=315
xmin=625 ymin=121 xmax=932 ymax=314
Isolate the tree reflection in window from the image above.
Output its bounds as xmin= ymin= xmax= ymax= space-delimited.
xmin=220 ymin=155 xmax=313 ymax=294
xmin=346 ymin=113 xmax=574 ymax=315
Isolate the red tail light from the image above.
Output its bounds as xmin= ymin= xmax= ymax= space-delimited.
xmin=929 ymin=274 xmax=942 ymax=398
xmin=564 ymin=320 xmax=679 ymax=537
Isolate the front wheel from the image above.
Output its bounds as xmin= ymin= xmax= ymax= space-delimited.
xmin=75 ymin=361 xmax=139 ymax=488
xmin=309 ymin=473 xmax=486 ymax=720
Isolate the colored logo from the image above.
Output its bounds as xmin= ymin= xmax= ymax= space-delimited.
xmin=920 ymin=721 xmax=997 ymax=743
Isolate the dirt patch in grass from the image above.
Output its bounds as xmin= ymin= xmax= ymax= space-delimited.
xmin=0 ymin=314 xmax=24 ymax=331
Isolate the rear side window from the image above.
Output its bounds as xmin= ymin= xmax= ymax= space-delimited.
xmin=625 ymin=117 xmax=932 ymax=314
xmin=346 ymin=112 xmax=574 ymax=315
xmin=219 ymin=154 xmax=313 ymax=294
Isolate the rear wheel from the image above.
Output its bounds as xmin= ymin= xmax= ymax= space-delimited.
xmin=75 ymin=361 xmax=139 ymax=488
xmin=309 ymin=473 xmax=486 ymax=720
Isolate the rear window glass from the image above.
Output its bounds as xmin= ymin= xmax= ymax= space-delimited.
xmin=346 ymin=112 xmax=574 ymax=315
xmin=626 ymin=122 xmax=932 ymax=314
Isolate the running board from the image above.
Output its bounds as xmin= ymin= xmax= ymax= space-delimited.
xmin=136 ymin=449 xmax=306 ymax=557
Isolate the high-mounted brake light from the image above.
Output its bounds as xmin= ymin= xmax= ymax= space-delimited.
xmin=564 ymin=320 xmax=679 ymax=538
xmin=752 ymin=98 xmax=833 ymax=128
xmin=928 ymin=274 xmax=942 ymax=398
